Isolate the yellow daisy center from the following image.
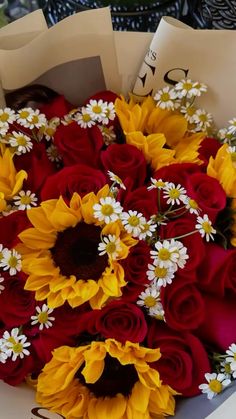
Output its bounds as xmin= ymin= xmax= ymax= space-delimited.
xmin=144 ymin=296 xmax=157 ymax=307
xmin=38 ymin=312 xmax=49 ymax=325
xmin=202 ymin=222 xmax=212 ymax=234
xmin=189 ymin=199 xmax=199 ymax=209
xmin=92 ymin=105 xmax=102 ymax=114
xmin=128 ymin=216 xmax=139 ymax=227
xmin=186 ymin=107 xmax=196 ymax=116
xmin=209 ymin=379 xmax=222 ymax=394
xmin=0 ymin=112 xmax=10 ymax=123
xmin=224 ymin=363 xmax=232 ymax=374
xmin=158 ymin=248 xmax=171 ymax=261
xmin=101 ymin=204 xmax=114 ymax=216
xmin=234 ymin=353 xmax=236 ymax=361
xmin=8 ymin=255 xmax=18 ymax=268
xmin=183 ymin=82 xmax=193 ymax=91
xmin=7 ymin=337 xmax=16 ymax=345
xmin=20 ymin=196 xmax=32 ymax=205
xmin=156 ymin=180 xmax=165 ymax=188
xmin=16 ymin=136 xmax=27 ymax=146
xmin=160 ymin=92 xmax=170 ymax=102
xmin=82 ymin=114 xmax=91 ymax=122
xmin=45 ymin=127 xmax=55 ymax=137
xmin=106 ymin=242 xmax=116 ymax=254
xmin=169 ymin=189 xmax=180 ymax=199
xmin=19 ymin=110 xmax=30 ymax=119
xmin=199 ymin=114 xmax=207 ymax=123
xmin=31 ymin=115 xmax=39 ymax=124
xmin=154 ymin=266 xmax=167 ymax=278
xmin=12 ymin=342 xmax=23 ymax=354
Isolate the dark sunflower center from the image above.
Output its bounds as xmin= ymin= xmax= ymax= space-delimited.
xmin=76 ymin=354 xmax=138 ymax=398
xmin=51 ymin=222 xmax=108 ymax=280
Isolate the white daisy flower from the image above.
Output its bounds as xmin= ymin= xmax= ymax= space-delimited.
xmin=98 ymin=235 xmax=122 ymax=260
xmin=100 ymin=102 xmax=116 ymax=125
xmin=220 ymin=361 xmax=233 ymax=380
xmin=0 ymin=108 xmax=16 ymax=135
xmin=180 ymin=103 xmax=197 ymax=124
xmin=8 ymin=131 xmax=33 ymax=155
xmin=217 ymin=128 xmax=228 ymax=141
xmin=3 ymin=328 xmax=31 ymax=361
xmin=192 ymin=82 xmax=207 ymax=96
xmin=175 ymin=79 xmax=200 ymax=99
xmin=121 ymin=210 xmax=146 ymax=237
xmin=193 ymin=109 xmax=213 ymax=131
xmin=163 ymin=182 xmax=187 ymax=206
xmin=184 ymin=197 xmax=201 ymax=215
xmin=75 ymin=107 xmax=96 ymax=128
xmin=98 ymin=125 xmax=116 ymax=145
xmin=13 ymin=190 xmax=38 ymax=210
xmin=228 ymin=118 xmax=236 ymax=135
xmin=41 ymin=117 xmax=60 ymax=141
xmin=196 ymin=214 xmax=216 ymax=242
xmin=147 ymin=261 xmax=176 ymax=287
xmin=16 ymin=108 xmax=35 ymax=128
xmin=150 ymin=239 xmax=180 ymax=269
xmin=147 ymin=178 xmax=167 ymax=191
xmin=0 ymin=343 xmax=8 ymax=364
xmin=46 ymin=144 xmax=61 ymax=163
xmin=154 ymin=86 xmax=177 ymax=110
xmin=226 ymin=343 xmax=236 ymax=378
xmin=137 ymin=286 xmax=164 ymax=318
xmin=28 ymin=109 xmax=47 ymax=129
xmin=31 ymin=304 xmax=55 ymax=331
xmin=138 ymin=219 xmax=157 ymax=240
xmin=0 ymin=248 xmax=22 ymax=276
xmin=199 ymin=373 xmax=231 ymax=399
xmin=0 ymin=276 xmax=5 ymax=294
xmin=108 ymin=171 xmax=126 ymax=190
xmin=173 ymin=240 xmax=189 ymax=269
xmin=86 ymin=99 xmax=107 ymax=123
xmin=93 ymin=196 xmax=123 ymax=224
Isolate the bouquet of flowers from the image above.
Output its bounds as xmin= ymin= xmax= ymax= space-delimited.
xmin=0 ymin=60 xmax=236 ymax=418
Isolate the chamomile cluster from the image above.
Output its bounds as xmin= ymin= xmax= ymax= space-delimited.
xmin=199 ymin=342 xmax=236 ymax=399
xmin=153 ymin=79 xmax=213 ymax=133
xmin=0 ymin=328 xmax=30 ymax=363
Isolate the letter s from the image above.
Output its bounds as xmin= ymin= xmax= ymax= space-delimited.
xmin=164 ymin=68 xmax=189 ymax=86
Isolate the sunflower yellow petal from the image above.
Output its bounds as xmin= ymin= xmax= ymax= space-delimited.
xmin=27 ymin=206 xmax=56 ymax=233
xmin=19 ymin=228 xmax=56 ymax=249
xmin=130 ymin=381 xmax=151 ymax=413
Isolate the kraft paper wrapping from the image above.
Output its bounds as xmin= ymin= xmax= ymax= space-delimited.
xmin=132 ymin=16 xmax=236 ymax=128
xmin=0 ymin=8 xmax=235 ymax=419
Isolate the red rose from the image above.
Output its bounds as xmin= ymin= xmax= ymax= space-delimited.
xmin=41 ymin=164 xmax=107 ymax=201
xmin=41 ymin=94 xmax=72 ymax=119
xmin=197 ymin=294 xmax=236 ymax=352
xmin=0 ymin=276 xmax=35 ymax=328
xmin=14 ymin=142 xmax=56 ymax=193
xmin=101 ymin=144 xmax=147 ymax=188
xmin=147 ymin=321 xmax=210 ymax=396
xmin=121 ymin=186 xmax=158 ymax=219
xmin=0 ymin=210 xmax=29 ymax=248
xmin=95 ymin=301 xmax=148 ymax=343
xmin=197 ymin=243 xmax=236 ymax=297
xmin=161 ymin=273 xmax=205 ymax=331
xmin=0 ymin=352 xmax=35 ymax=385
xmin=187 ymin=172 xmax=226 ymax=223
xmin=198 ymin=137 xmax=221 ymax=167
xmin=120 ymin=241 xmax=151 ymax=302
xmin=85 ymin=90 xmax=119 ymax=105
xmin=161 ymin=215 xmax=205 ymax=271
xmin=153 ymin=163 xmax=201 ymax=190
xmin=54 ymin=122 xmax=104 ymax=167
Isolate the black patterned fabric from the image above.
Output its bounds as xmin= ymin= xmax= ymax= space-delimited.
xmin=5 ymin=1 xmax=236 ymax=30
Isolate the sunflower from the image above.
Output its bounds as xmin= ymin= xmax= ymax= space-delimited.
xmin=36 ymin=339 xmax=176 ymax=419
xmin=0 ymin=147 xmax=27 ymax=210
xmin=18 ymin=186 xmax=137 ymax=309
xmin=115 ymin=96 xmax=205 ymax=166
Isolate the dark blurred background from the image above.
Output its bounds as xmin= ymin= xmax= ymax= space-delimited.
xmin=1 ymin=1 xmax=236 ymax=30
